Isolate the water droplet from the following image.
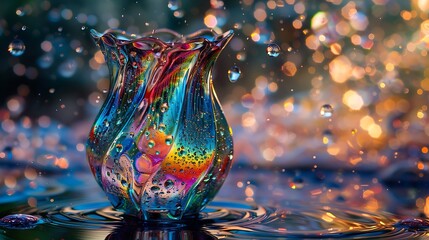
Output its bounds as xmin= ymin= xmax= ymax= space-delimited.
xmin=160 ymin=103 xmax=169 ymax=113
xmin=16 ymin=8 xmax=25 ymax=17
xmin=21 ymin=25 xmax=27 ymax=31
xmin=290 ymin=176 xmax=304 ymax=189
xmin=115 ymin=143 xmax=123 ymax=152
xmin=178 ymin=149 xmax=186 ymax=157
xmin=121 ymin=179 xmax=128 ymax=187
xmin=394 ymin=218 xmax=429 ymax=231
xmin=164 ymin=179 xmax=174 ymax=190
xmin=322 ymin=130 xmax=333 ymax=145
xmin=159 ymin=123 xmax=166 ymax=132
xmin=351 ymin=129 xmax=357 ymax=135
xmin=103 ymin=120 xmax=109 ymax=127
xmin=168 ymin=0 xmax=180 ymax=11
xmin=81 ymin=26 xmax=86 ymax=30
xmin=148 ymin=140 xmax=155 ymax=148
xmin=58 ymin=27 xmax=63 ymax=32
xmin=58 ymin=59 xmax=77 ymax=78
xmin=0 ymin=214 xmax=41 ymax=229
xmin=8 ymin=39 xmax=26 ymax=56
xmin=228 ymin=66 xmax=241 ymax=83
xmin=37 ymin=54 xmax=54 ymax=68
xmin=266 ymin=43 xmax=281 ymax=57
xmin=165 ymin=136 xmax=173 ymax=145
xmin=151 ymin=186 xmax=160 ymax=192
xmin=320 ymin=104 xmax=333 ymax=118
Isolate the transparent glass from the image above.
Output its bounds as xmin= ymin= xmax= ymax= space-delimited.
xmin=87 ymin=28 xmax=234 ymax=220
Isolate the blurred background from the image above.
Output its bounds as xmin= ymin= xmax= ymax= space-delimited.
xmin=1 ymin=0 xmax=428 ymax=169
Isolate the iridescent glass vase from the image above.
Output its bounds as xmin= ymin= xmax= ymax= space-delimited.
xmin=87 ymin=29 xmax=234 ymax=220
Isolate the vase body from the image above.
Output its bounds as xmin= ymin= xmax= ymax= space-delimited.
xmin=86 ymin=29 xmax=234 ymax=220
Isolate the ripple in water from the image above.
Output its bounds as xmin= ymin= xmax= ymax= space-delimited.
xmin=7 ymin=200 xmax=427 ymax=239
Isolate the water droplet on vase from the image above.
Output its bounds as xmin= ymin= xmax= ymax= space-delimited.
xmin=164 ymin=179 xmax=174 ymax=190
xmin=115 ymin=144 xmax=123 ymax=152
xmin=121 ymin=179 xmax=128 ymax=187
xmin=159 ymin=123 xmax=166 ymax=132
xmin=148 ymin=140 xmax=155 ymax=148
xmin=0 ymin=214 xmax=41 ymax=229
xmin=160 ymin=103 xmax=169 ymax=113
xmin=228 ymin=66 xmax=241 ymax=83
xmin=266 ymin=43 xmax=281 ymax=57
xmin=151 ymin=186 xmax=160 ymax=192
xmin=320 ymin=104 xmax=333 ymax=118
xmin=8 ymin=39 xmax=26 ymax=56
xmin=165 ymin=136 xmax=173 ymax=145
xmin=103 ymin=120 xmax=110 ymax=127
xmin=178 ymin=149 xmax=186 ymax=157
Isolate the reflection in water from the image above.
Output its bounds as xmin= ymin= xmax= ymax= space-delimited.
xmin=4 ymin=198 xmax=426 ymax=239
xmin=106 ymin=220 xmax=216 ymax=240
xmin=1 ymin=167 xmax=429 ymax=239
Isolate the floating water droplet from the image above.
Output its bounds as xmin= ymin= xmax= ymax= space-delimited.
xmin=81 ymin=26 xmax=86 ymax=30
xmin=115 ymin=144 xmax=123 ymax=152
xmin=21 ymin=25 xmax=27 ymax=31
xmin=164 ymin=179 xmax=174 ymax=190
xmin=228 ymin=66 xmax=241 ymax=83
xmin=165 ymin=136 xmax=173 ymax=145
xmin=290 ymin=176 xmax=304 ymax=189
xmin=58 ymin=27 xmax=63 ymax=32
xmin=16 ymin=8 xmax=25 ymax=17
xmin=8 ymin=39 xmax=26 ymax=56
xmin=168 ymin=0 xmax=180 ymax=11
xmin=37 ymin=54 xmax=54 ymax=68
xmin=266 ymin=43 xmax=281 ymax=57
xmin=322 ymin=130 xmax=333 ymax=145
xmin=58 ymin=59 xmax=77 ymax=78
xmin=0 ymin=214 xmax=41 ymax=229
xmin=320 ymin=104 xmax=333 ymax=118
xmin=148 ymin=140 xmax=155 ymax=148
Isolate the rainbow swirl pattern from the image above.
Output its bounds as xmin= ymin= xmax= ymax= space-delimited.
xmin=87 ymin=29 xmax=234 ymax=220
